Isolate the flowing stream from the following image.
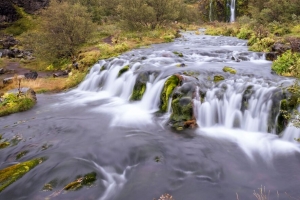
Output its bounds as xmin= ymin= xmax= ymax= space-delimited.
xmin=0 ymin=31 xmax=300 ymax=200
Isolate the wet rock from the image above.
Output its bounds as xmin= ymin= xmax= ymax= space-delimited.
xmin=0 ymin=141 xmax=10 ymax=149
xmin=24 ymin=71 xmax=38 ymax=80
xmin=169 ymin=81 xmax=198 ymax=130
xmin=223 ymin=66 xmax=236 ymax=74
xmin=0 ymin=68 xmax=5 ymax=74
xmin=0 ymin=158 xmax=45 ymax=192
xmin=160 ymin=74 xmax=182 ymax=112
xmin=118 ymin=65 xmax=130 ymax=77
xmin=272 ymin=43 xmax=290 ymax=54
xmin=64 ymin=172 xmax=97 ymax=191
xmin=130 ymin=71 xmax=149 ymax=101
xmin=213 ymin=75 xmax=225 ymax=83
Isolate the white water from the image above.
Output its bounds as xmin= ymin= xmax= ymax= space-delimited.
xmin=230 ymin=0 xmax=236 ymax=22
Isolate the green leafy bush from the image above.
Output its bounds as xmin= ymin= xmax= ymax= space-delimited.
xmin=237 ymin=27 xmax=253 ymax=39
xmin=249 ymin=37 xmax=275 ymax=52
xmin=272 ymin=50 xmax=300 ymax=77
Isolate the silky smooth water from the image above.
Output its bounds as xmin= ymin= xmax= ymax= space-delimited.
xmin=0 ymin=32 xmax=299 ymax=200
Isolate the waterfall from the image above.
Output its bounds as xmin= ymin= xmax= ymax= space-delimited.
xmin=209 ymin=0 xmax=213 ymax=22
xmin=230 ymin=0 xmax=236 ymax=22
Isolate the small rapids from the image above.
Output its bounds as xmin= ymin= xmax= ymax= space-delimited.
xmin=1 ymin=31 xmax=299 ymax=200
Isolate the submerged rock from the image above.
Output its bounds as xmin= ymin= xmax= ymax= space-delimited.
xmin=213 ymin=75 xmax=225 ymax=82
xmin=0 ymin=158 xmax=45 ymax=192
xmin=130 ymin=71 xmax=150 ymax=101
xmin=222 ymin=66 xmax=236 ymax=74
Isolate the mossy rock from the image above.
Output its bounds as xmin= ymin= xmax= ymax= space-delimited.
xmin=0 ymin=142 xmax=10 ymax=149
xmin=241 ymin=85 xmax=254 ymax=112
xmin=213 ymin=75 xmax=225 ymax=82
xmin=64 ymin=172 xmax=97 ymax=191
xmin=223 ymin=66 xmax=236 ymax=74
xmin=16 ymin=151 xmax=29 ymax=160
xmin=130 ymin=72 xmax=149 ymax=101
xmin=173 ymin=51 xmax=183 ymax=57
xmin=0 ymin=158 xmax=45 ymax=192
xmin=160 ymin=75 xmax=182 ymax=112
xmin=118 ymin=65 xmax=130 ymax=77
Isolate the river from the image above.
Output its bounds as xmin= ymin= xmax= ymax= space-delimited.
xmin=0 ymin=30 xmax=300 ymax=200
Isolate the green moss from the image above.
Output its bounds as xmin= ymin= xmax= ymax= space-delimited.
xmin=16 ymin=151 xmax=29 ymax=160
xmin=173 ymin=51 xmax=183 ymax=57
xmin=0 ymin=93 xmax=36 ymax=117
xmin=118 ymin=65 xmax=130 ymax=77
xmin=64 ymin=172 xmax=97 ymax=191
xmin=0 ymin=142 xmax=10 ymax=149
xmin=160 ymin=75 xmax=181 ymax=112
xmin=213 ymin=75 xmax=225 ymax=82
xmin=223 ymin=66 xmax=236 ymax=74
xmin=130 ymin=83 xmax=146 ymax=101
xmin=0 ymin=158 xmax=45 ymax=192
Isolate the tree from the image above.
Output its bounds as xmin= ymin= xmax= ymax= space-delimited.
xmin=24 ymin=0 xmax=94 ymax=64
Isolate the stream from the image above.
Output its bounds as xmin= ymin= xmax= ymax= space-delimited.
xmin=1 ymin=30 xmax=300 ymax=200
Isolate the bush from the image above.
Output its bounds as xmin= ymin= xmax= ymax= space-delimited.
xmin=272 ymin=50 xmax=300 ymax=77
xmin=249 ymin=37 xmax=275 ymax=52
xmin=237 ymin=27 xmax=253 ymax=39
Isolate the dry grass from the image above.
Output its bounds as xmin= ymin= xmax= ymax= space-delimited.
xmin=253 ymin=186 xmax=270 ymax=200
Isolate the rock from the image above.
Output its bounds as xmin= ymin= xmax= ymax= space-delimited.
xmin=24 ymin=71 xmax=38 ymax=80
xmin=160 ymin=74 xmax=182 ymax=112
xmin=213 ymin=75 xmax=225 ymax=82
xmin=118 ymin=65 xmax=130 ymax=77
xmin=130 ymin=71 xmax=149 ymax=101
xmin=0 ymin=158 xmax=45 ymax=192
xmin=272 ymin=43 xmax=290 ymax=54
xmin=169 ymin=81 xmax=198 ymax=130
xmin=222 ymin=66 xmax=236 ymax=74
xmin=0 ymin=35 xmax=18 ymax=49
xmin=7 ymin=87 xmax=37 ymax=101
xmin=0 ymin=68 xmax=5 ymax=74
xmin=53 ymin=70 xmax=69 ymax=78
xmin=3 ymin=77 xmax=13 ymax=85
xmin=265 ymin=52 xmax=278 ymax=61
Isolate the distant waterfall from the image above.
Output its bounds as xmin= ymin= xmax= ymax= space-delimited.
xmin=209 ymin=0 xmax=213 ymax=22
xmin=230 ymin=0 xmax=236 ymax=22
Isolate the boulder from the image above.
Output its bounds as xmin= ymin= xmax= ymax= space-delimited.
xmin=222 ymin=66 xmax=236 ymax=74
xmin=265 ymin=52 xmax=278 ymax=61
xmin=24 ymin=71 xmax=38 ymax=80
xmin=53 ymin=70 xmax=69 ymax=78
xmin=130 ymin=71 xmax=149 ymax=101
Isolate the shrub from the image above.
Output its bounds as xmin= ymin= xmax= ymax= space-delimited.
xmin=249 ymin=37 xmax=275 ymax=52
xmin=272 ymin=50 xmax=300 ymax=77
xmin=237 ymin=27 xmax=253 ymax=39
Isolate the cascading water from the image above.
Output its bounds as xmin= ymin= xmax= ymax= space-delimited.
xmin=1 ymin=31 xmax=300 ymax=200
xmin=230 ymin=0 xmax=236 ymax=22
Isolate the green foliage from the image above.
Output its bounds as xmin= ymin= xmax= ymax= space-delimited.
xmin=272 ymin=50 xmax=300 ymax=77
xmin=163 ymin=34 xmax=175 ymax=43
xmin=248 ymin=37 xmax=275 ymax=52
xmin=0 ymin=158 xmax=45 ymax=192
xmin=4 ymin=6 xmax=35 ymax=36
xmin=237 ymin=27 xmax=253 ymax=39
xmin=0 ymin=93 xmax=35 ymax=117
xmin=23 ymin=1 xmax=94 ymax=65
xmin=65 ymin=70 xmax=87 ymax=88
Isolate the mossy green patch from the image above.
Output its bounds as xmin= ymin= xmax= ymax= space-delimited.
xmin=118 ymin=65 xmax=130 ymax=77
xmin=16 ymin=151 xmax=29 ymax=160
xmin=0 ymin=158 xmax=45 ymax=192
xmin=64 ymin=172 xmax=97 ymax=191
xmin=213 ymin=75 xmax=225 ymax=82
xmin=223 ymin=66 xmax=236 ymax=74
xmin=160 ymin=75 xmax=181 ymax=112
xmin=0 ymin=142 xmax=10 ymax=149
xmin=130 ymin=83 xmax=146 ymax=101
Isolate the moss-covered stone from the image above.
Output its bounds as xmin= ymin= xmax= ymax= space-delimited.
xmin=130 ymin=72 xmax=149 ymax=101
xmin=223 ymin=66 xmax=236 ymax=74
xmin=241 ymin=85 xmax=254 ymax=112
xmin=213 ymin=75 xmax=225 ymax=82
xmin=16 ymin=151 xmax=29 ymax=160
xmin=0 ymin=158 xmax=45 ymax=192
xmin=0 ymin=142 xmax=10 ymax=149
xmin=117 ymin=65 xmax=130 ymax=77
xmin=64 ymin=172 xmax=97 ymax=191
xmin=160 ymin=75 xmax=181 ymax=112
xmin=173 ymin=51 xmax=183 ymax=57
